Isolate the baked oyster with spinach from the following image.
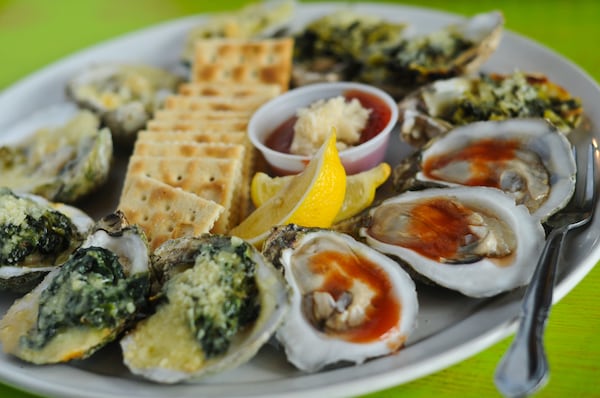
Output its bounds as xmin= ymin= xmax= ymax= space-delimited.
xmin=121 ymin=235 xmax=288 ymax=383
xmin=66 ymin=63 xmax=183 ymax=147
xmin=292 ymin=9 xmax=408 ymax=87
xmin=0 ymin=188 xmax=94 ymax=293
xmin=293 ymin=10 xmax=503 ymax=98
xmin=397 ymin=71 xmax=583 ymax=147
xmin=0 ymin=212 xmax=151 ymax=364
xmin=0 ymin=108 xmax=112 ymax=203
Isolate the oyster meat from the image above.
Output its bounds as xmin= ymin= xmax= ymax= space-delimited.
xmin=0 ymin=212 xmax=151 ymax=364
xmin=393 ymin=118 xmax=577 ymax=222
xmin=120 ymin=235 xmax=289 ymax=383
xmin=398 ymin=72 xmax=584 ymax=147
xmin=262 ymin=224 xmax=418 ymax=372
xmin=0 ymin=108 xmax=112 ymax=203
xmin=0 ymin=188 xmax=94 ymax=293
xmin=66 ymin=63 xmax=183 ymax=147
xmin=361 ymin=187 xmax=545 ymax=298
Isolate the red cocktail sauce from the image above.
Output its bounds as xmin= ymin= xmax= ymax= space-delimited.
xmin=264 ymin=89 xmax=392 ymax=154
xmin=308 ymin=250 xmax=402 ymax=344
xmin=422 ymin=138 xmax=521 ymax=187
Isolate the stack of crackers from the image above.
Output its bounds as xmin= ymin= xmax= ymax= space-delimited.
xmin=118 ymin=37 xmax=294 ymax=250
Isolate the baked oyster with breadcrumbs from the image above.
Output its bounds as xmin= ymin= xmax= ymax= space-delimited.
xmin=0 ymin=188 xmax=94 ymax=293
xmin=397 ymin=71 xmax=583 ymax=147
xmin=121 ymin=235 xmax=288 ymax=383
xmin=0 ymin=108 xmax=112 ymax=203
xmin=293 ymin=10 xmax=503 ymax=98
xmin=66 ymin=63 xmax=183 ymax=146
xmin=292 ymin=9 xmax=408 ymax=87
xmin=0 ymin=212 xmax=151 ymax=364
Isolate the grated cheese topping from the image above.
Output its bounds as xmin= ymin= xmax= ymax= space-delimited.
xmin=0 ymin=194 xmax=44 ymax=227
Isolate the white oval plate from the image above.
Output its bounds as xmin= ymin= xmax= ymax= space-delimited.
xmin=1 ymin=3 xmax=599 ymax=398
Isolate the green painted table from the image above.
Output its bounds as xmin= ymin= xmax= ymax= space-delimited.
xmin=1 ymin=1 xmax=599 ymax=397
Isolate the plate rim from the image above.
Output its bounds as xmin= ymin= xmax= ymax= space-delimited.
xmin=0 ymin=2 xmax=599 ymax=398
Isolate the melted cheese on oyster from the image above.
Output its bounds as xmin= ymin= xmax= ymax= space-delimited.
xmin=0 ymin=194 xmax=44 ymax=227
xmin=0 ymin=110 xmax=112 ymax=203
xmin=122 ymin=238 xmax=260 ymax=374
xmin=429 ymin=72 xmax=582 ymax=132
xmin=121 ymin=235 xmax=289 ymax=383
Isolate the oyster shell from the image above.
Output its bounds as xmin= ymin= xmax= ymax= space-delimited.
xmin=360 ymin=187 xmax=545 ymax=297
xmin=0 ymin=188 xmax=94 ymax=293
xmin=392 ymin=118 xmax=576 ymax=222
xmin=0 ymin=212 xmax=151 ymax=364
xmin=66 ymin=63 xmax=183 ymax=147
xmin=262 ymin=224 xmax=418 ymax=372
xmin=292 ymin=10 xmax=503 ymax=98
xmin=398 ymin=72 xmax=584 ymax=147
xmin=0 ymin=107 xmax=112 ymax=203
xmin=120 ymin=235 xmax=289 ymax=383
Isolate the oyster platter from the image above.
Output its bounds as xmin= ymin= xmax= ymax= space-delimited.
xmin=1 ymin=2 xmax=600 ymax=398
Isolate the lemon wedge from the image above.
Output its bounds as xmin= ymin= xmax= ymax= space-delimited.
xmin=251 ymin=162 xmax=391 ymax=223
xmin=230 ymin=133 xmax=346 ymax=247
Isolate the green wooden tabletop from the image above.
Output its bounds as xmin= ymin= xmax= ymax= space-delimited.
xmin=1 ymin=1 xmax=599 ymax=397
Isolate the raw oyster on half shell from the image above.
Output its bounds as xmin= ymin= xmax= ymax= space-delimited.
xmin=0 ymin=188 xmax=94 ymax=293
xmin=392 ymin=118 xmax=576 ymax=222
xmin=0 ymin=212 xmax=151 ymax=364
xmin=120 ymin=235 xmax=289 ymax=383
xmin=398 ymin=72 xmax=583 ymax=147
xmin=262 ymin=224 xmax=418 ymax=372
xmin=360 ymin=187 xmax=545 ymax=298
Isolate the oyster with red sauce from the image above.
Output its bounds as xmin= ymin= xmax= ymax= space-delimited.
xmin=262 ymin=224 xmax=418 ymax=372
xmin=360 ymin=187 xmax=545 ymax=298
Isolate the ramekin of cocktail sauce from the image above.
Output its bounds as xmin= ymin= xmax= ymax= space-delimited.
xmin=248 ymin=82 xmax=399 ymax=175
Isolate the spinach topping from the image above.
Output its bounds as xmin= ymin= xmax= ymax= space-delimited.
xmin=293 ymin=11 xmax=407 ymax=82
xmin=440 ymin=73 xmax=583 ymax=130
xmin=169 ymin=237 xmax=260 ymax=359
xmin=0 ymin=191 xmax=78 ymax=266
xmin=387 ymin=33 xmax=473 ymax=70
xmin=22 ymin=246 xmax=149 ymax=350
